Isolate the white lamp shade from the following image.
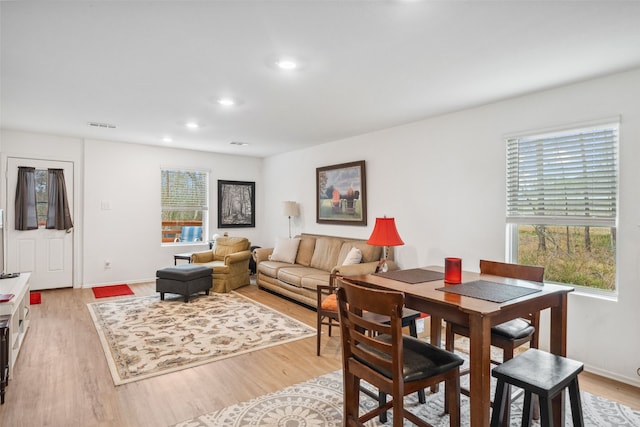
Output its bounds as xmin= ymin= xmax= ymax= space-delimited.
xmin=283 ymin=201 xmax=300 ymax=217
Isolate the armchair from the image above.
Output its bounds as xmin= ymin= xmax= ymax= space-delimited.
xmin=191 ymin=236 xmax=251 ymax=293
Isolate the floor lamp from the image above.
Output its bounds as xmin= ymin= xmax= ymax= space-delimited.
xmin=283 ymin=201 xmax=300 ymax=239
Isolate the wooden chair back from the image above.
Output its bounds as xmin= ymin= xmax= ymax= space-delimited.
xmin=479 ymin=259 xmax=544 ymax=282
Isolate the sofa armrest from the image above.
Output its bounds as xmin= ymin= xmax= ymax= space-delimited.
xmin=331 ymin=260 xmax=398 ymax=276
xmin=253 ymin=247 xmax=274 ymax=264
xmin=192 ymin=250 xmax=214 ymax=263
xmin=224 ymin=250 xmax=251 ymax=265
xmin=331 ymin=261 xmax=380 ymax=277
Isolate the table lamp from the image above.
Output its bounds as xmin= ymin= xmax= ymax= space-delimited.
xmin=283 ymin=201 xmax=300 ymax=239
xmin=367 ymin=217 xmax=404 ymax=272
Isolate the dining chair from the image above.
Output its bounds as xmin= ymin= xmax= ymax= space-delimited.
xmin=316 ymin=274 xmax=427 ymax=422
xmin=337 ymin=278 xmax=463 ymax=427
xmin=444 ymin=259 xmax=545 ymax=421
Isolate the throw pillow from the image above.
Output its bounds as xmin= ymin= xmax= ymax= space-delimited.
xmin=269 ymin=238 xmax=300 ymax=264
xmin=342 ymin=247 xmax=362 ymax=265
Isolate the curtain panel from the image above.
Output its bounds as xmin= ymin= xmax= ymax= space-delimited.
xmin=15 ymin=166 xmax=38 ymax=230
xmin=46 ymin=168 xmax=74 ymax=231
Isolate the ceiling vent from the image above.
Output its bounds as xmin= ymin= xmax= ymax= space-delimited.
xmin=87 ymin=121 xmax=116 ymax=129
xmin=230 ymin=141 xmax=249 ymax=146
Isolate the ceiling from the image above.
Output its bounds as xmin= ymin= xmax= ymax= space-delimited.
xmin=2 ymin=1 xmax=640 ymax=158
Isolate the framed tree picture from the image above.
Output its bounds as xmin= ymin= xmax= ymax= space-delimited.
xmin=316 ymin=160 xmax=367 ymax=225
xmin=218 ymin=180 xmax=255 ymax=228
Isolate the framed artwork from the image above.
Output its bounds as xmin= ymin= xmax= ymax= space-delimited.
xmin=218 ymin=180 xmax=255 ymax=228
xmin=316 ymin=160 xmax=367 ymax=225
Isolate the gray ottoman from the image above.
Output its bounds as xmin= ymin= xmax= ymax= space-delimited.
xmin=156 ymin=264 xmax=213 ymax=302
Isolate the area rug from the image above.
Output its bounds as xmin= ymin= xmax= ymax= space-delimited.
xmin=92 ymin=283 xmax=134 ymax=298
xmin=87 ymin=292 xmax=316 ymax=385
xmin=172 ymin=369 xmax=640 ymax=426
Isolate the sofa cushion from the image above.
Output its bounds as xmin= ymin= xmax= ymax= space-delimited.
xmin=342 ymin=247 xmax=362 ymax=265
xmin=258 ymin=260 xmax=301 ymax=278
xmin=295 ymin=236 xmax=316 ymax=267
xmin=310 ymin=237 xmax=343 ymax=271
xmin=337 ymin=241 xmax=382 ymax=264
xmin=269 ymin=237 xmax=300 ymax=263
xmin=301 ymin=273 xmax=331 ymax=292
xmin=278 ymin=267 xmax=325 ymax=288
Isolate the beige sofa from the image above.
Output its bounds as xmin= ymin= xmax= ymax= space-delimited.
xmin=253 ymin=233 xmax=392 ymax=308
xmin=191 ymin=236 xmax=252 ymax=293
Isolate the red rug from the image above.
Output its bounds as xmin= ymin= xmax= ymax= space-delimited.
xmin=30 ymin=292 xmax=42 ymax=305
xmin=92 ymin=284 xmax=134 ymax=299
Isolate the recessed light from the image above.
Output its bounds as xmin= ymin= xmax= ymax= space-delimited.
xmin=185 ymin=122 xmax=199 ymax=129
xmin=276 ymin=59 xmax=298 ymax=70
xmin=217 ymin=97 xmax=236 ymax=106
xmin=162 ymin=136 xmax=173 ymax=143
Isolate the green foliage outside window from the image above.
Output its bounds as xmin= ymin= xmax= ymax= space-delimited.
xmin=517 ymin=225 xmax=616 ymax=291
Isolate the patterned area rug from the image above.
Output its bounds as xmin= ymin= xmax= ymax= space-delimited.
xmin=172 ymin=370 xmax=640 ymax=426
xmin=87 ymin=292 xmax=316 ymax=385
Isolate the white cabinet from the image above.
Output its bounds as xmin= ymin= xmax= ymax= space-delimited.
xmin=0 ymin=273 xmax=31 ymax=376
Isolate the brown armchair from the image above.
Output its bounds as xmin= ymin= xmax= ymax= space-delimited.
xmin=191 ymin=236 xmax=251 ymax=293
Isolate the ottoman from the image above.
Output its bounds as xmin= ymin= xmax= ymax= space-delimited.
xmin=156 ymin=264 xmax=213 ymax=302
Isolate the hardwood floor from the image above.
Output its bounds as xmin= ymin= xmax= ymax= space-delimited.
xmin=0 ymin=281 xmax=637 ymax=426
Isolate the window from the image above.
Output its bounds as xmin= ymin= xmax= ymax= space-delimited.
xmin=34 ymin=169 xmax=48 ymax=226
xmin=161 ymin=169 xmax=208 ymax=244
xmin=506 ymin=120 xmax=618 ymax=292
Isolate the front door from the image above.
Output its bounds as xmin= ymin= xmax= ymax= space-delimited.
xmin=5 ymin=157 xmax=74 ymax=290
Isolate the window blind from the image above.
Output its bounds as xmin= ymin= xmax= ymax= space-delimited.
xmin=506 ymin=123 xmax=618 ymax=226
xmin=161 ymin=170 xmax=208 ymax=210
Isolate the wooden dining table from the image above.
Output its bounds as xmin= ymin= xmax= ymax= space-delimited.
xmin=348 ymin=266 xmax=574 ymax=427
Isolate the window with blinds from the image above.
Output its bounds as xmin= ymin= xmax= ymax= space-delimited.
xmin=161 ymin=169 xmax=209 ymax=244
xmin=506 ymin=120 xmax=619 ymax=292
xmin=507 ymin=123 xmax=618 ymax=226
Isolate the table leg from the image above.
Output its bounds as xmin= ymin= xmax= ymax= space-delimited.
xmin=550 ymin=294 xmax=569 ymax=427
xmin=469 ymin=314 xmax=492 ymax=427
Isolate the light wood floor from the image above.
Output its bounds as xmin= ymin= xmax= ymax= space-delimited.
xmin=0 ymin=282 xmax=637 ymax=426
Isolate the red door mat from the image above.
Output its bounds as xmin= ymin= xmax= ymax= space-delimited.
xmin=92 ymin=284 xmax=134 ymax=298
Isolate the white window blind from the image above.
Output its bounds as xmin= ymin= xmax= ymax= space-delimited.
xmin=161 ymin=170 xmax=208 ymax=211
xmin=506 ymin=122 xmax=618 ymax=226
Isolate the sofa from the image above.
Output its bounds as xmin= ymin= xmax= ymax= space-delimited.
xmin=253 ymin=233 xmax=393 ymax=308
xmin=191 ymin=236 xmax=251 ymax=293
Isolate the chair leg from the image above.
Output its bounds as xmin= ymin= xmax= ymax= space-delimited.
xmin=490 ymin=379 xmax=508 ymax=427
xmin=569 ymin=378 xmax=585 ymax=427
xmin=539 ymin=396 xmax=553 ymax=427
xmin=378 ymin=390 xmax=388 ymax=423
xmin=446 ymin=371 xmax=461 ymax=427
xmin=343 ymin=371 xmax=361 ymax=426
xmin=521 ymin=391 xmax=534 ymax=427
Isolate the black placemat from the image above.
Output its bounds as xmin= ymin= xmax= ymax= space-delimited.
xmin=374 ymin=268 xmax=444 ymax=284
xmin=436 ymin=280 xmax=542 ymax=303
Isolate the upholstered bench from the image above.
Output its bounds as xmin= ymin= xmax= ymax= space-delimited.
xmin=156 ymin=264 xmax=212 ymax=302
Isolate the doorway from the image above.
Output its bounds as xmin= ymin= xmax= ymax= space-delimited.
xmin=5 ymin=157 xmax=74 ymax=290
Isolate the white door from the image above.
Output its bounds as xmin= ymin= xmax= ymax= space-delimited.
xmin=6 ymin=157 xmax=74 ymax=290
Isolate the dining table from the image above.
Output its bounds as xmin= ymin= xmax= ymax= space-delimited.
xmin=347 ymin=265 xmax=574 ymax=427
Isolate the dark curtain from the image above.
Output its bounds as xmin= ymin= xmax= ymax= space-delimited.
xmin=15 ymin=166 xmax=38 ymax=230
xmin=46 ymin=168 xmax=74 ymax=231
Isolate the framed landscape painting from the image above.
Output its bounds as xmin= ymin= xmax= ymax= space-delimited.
xmin=316 ymin=160 xmax=367 ymax=225
xmin=218 ymin=180 xmax=255 ymax=228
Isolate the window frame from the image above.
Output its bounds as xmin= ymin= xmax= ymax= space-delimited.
xmin=160 ymin=167 xmax=209 ymax=246
xmin=505 ymin=118 xmax=619 ymax=295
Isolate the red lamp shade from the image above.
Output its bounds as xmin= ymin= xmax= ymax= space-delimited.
xmin=367 ymin=217 xmax=404 ymax=247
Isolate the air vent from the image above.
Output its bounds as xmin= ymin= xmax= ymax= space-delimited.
xmin=230 ymin=141 xmax=249 ymax=146
xmin=88 ymin=121 xmax=116 ymax=129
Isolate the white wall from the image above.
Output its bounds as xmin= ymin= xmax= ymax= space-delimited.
xmin=82 ymin=139 xmax=262 ymax=286
xmin=261 ymin=68 xmax=640 ymax=387
xmin=0 ymin=131 xmax=262 ymax=287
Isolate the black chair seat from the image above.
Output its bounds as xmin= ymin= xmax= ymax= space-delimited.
xmin=357 ymin=335 xmax=464 ymax=382
xmin=491 ymin=318 xmax=535 ymax=340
